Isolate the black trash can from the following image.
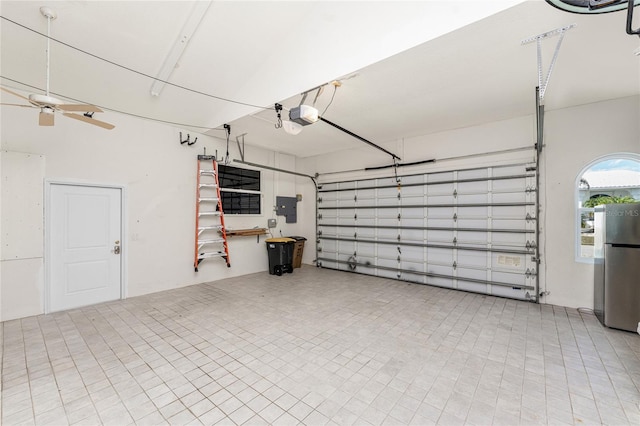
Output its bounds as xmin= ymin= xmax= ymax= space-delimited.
xmin=288 ymin=236 xmax=307 ymax=269
xmin=265 ymin=238 xmax=295 ymax=276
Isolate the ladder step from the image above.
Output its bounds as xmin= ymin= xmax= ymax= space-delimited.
xmin=198 ymin=251 xmax=227 ymax=259
xmin=199 ymin=211 xmax=221 ymax=217
xmin=200 ymin=170 xmax=216 ymax=175
xmin=199 ymin=183 xmax=218 ymax=188
xmin=198 ymin=225 xmax=223 ymax=231
xmin=199 ymin=238 xmax=226 ymax=244
xmin=199 ymin=197 xmax=220 ymax=202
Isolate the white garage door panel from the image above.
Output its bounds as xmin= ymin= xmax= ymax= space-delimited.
xmin=321 ymin=198 xmax=338 ymax=208
xmin=427 ymin=247 xmax=454 ymax=264
xmin=321 ymin=240 xmax=337 ymax=254
xmin=378 ymin=228 xmax=398 ymax=240
xmin=458 ymin=281 xmax=489 ymax=294
xmin=402 ymin=205 xmax=424 ymax=218
xmin=493 ymin=270 xmax=527 ymax=287
xmin=428 ymin=276 xmax=457 ymax=288
xmin=457 ymin=231 xmax=488 ymax=244
xmin=338 ymin=240 xmax=356 ymax=254
xmin=429 ymin=218 xmax=455 ymax=228
xmin=427 ymin=230 xmax=454 ymax=242
xmin=493 ymin=177 xmax=527 ymax=192
xmin=321 ymin=226 xmax=338 ymax=237
xmin=337 ymin=190 xmax=355 ymax=200
xmin=457 ymin=267 xmax=488 ymax=282
xmin=492 ymin=232 xmax=528 ymax=247
xmin=358 ymin=208 xmax=377 ymax=218
xmin=401 ymin=245 xmax=424 ymax=262
xmin=457 ymin=251 xmax=489 ymax=268
xmin=458 ymin=193 xmax=489 ymax=204
xmin=400 ymin=228 xmax=424 ymax=241
xmin=459 ymin=169 xmax=488 ymax=179
xmin=493 ymin=205 xmax=527 ymax=218
xmin=458 ymin=181 xmax=488 ymax=193
xmin=378 ymin=244 xmax=399 ymax=259
xmin=317 ymin=162 xmax=538 ymax=302
xmin=427 ymin=207 xmax=454 ymax=218
xmin=427 ymin=195 xmax=455 ymax=205
xmin=402 ymin=185 xmax=424 ymax=197
xmin=492 ymin=192 xmax=527 ymax=203
xmin=428 ymin=172 xmax=454 ymax=183
xmin=356 ymin=227 xmax=376 ymax=238
xmin=357 ymin=243 xmax=376 ymax=257
xmin=402 ymin=218 xmax=424 ymax=227
xmin=401 ymin=259 xmax=425 ymax=274
xmin=458 ymin=206 xmax=489 ymax=218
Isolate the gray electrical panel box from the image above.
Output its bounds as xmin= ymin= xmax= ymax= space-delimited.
xmin=276 ymin=196 xmax=298 ymax=223
xmin=267 ymin=219 xmax=277 ymax=228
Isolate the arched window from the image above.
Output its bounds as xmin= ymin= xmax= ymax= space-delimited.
xmin=575 ymin=153 xmax=640 ymax=262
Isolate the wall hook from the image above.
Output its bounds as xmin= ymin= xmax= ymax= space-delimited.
xmin=180 ymin=132 xmax=197 ymax=146
xmin=180 ymin=132 xmax=190 ymax=145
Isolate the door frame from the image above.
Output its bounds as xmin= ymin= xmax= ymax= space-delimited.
xmin=44 ymin=179 xmax=128 ymax=314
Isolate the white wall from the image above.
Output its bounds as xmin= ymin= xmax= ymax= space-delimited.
xmin=298 ymin=95 xmax=640 ymax=309
xmin=0 ymin=106 xmax=308 ymax=321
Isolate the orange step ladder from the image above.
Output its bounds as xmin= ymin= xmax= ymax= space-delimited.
xmin=194 ymin=155 xmax=230 ymax=271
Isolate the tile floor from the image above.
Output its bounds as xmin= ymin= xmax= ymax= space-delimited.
xmin=1 ymin=266 xmax=639 ymax=426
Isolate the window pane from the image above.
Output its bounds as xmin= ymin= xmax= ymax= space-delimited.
xmin=219 ymin=165 xmax=260 ymax=191
xmin=579 ymin=208 xmax=594 ymax=258
xmin=221 ymin=192 xmax=260 ymax=214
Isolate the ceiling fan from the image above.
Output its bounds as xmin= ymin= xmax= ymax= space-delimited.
xmin=0 ymin=7 xmax=115 ymax=130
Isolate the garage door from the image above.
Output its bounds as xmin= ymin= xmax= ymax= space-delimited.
xmin=316 ymin=163 xmax=539 ymax=301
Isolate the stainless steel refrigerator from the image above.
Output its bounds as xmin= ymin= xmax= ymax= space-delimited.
xmin=593 ymin=203 xmax=640 ymax=333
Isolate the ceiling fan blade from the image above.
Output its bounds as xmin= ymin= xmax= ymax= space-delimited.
xmin=0 ymin=103 xmax=37 ymax=108
xmin=58 ymin=104 xmax=103 ymax=113
xmin=62 ymin=112 xmax=115 ymax=130
xmin=39 ymin=110 xmax=55 ymax=126
xmin=1 ymin=86 xmax=31 ymax=102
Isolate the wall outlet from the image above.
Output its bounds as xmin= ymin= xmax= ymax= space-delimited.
xmin=267 ymin=219 xmax=277 ymax=228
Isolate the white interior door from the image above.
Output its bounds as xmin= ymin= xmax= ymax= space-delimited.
xmin=49 ymin=184 xmax=122 ymax=312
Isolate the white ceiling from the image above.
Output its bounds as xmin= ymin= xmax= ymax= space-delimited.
xmin=1 ymin=1 xmax=639 ymax=160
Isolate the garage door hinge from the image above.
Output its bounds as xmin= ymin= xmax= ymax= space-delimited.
xmin=525 ymin=268 xmax=537 ymax=278
xmin=318 ymin=213 xmax=323 ymax=219
xmin=453 ymin=213 xmax=458 ymax=222
xmin=453 ymin=237 xmax=457 ymax=245
xmin=397 ymin=213 xmax=401 ymax=220
xmin=526 ymin=240 xmax=537 ymax=250
xmin=354 ymin=195 xmax=357 ymax=202
xmin=318 ymin=196 xmax=322 ymax=203
xmin=526 ymin=213 xmax=536 ymax=222
xmin=525 ymin=186 xmax=537 ymax=193
xmin=453 ymin=189 xmax=457 ymax=198
xmin=453 ymin=261 xmax=457 ymax=270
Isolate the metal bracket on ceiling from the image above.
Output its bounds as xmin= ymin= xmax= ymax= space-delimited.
xmin=522 ymin=24 xmax=576 ymax=104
